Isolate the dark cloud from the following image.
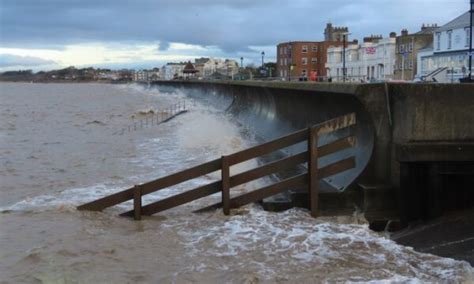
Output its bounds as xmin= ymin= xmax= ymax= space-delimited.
xmin=0 ymin=0 xmax=468 ymax=53
xmin=158 ymin=41 xmax=170 ymax=51
xmin=0 ymin=54 xmax=57 ymax=68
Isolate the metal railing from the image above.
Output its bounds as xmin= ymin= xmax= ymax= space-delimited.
xmin=113 ymin=100 xmax=188 ymax=135
xmin=78 ymin=113 xmax=357 ymax=219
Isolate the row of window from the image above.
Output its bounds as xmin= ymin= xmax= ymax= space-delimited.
xmin=436 ymin=28 xmax=471 ymax=50
xmin=279 ymin=45 xmax=318 ymax=55
xmin=395 ymin=60 xmax=414 ymax=70
xmin=278 ymin=69 xmax=317 ymax=77
xmin=279 ymin=57 xmax=318 ymax=66
xmin=398 ymin=42 xmax=413 ymax=54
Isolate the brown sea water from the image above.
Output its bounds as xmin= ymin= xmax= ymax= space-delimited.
xmin=0 ymin=82 xmax=473 ymax=283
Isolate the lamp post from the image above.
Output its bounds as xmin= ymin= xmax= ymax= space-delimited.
xmin=343 ymin=34 xmax=346 ymax=82
xmin=261 ymin=51 xmax=265 ymax=68
xmin=288 ymin=42 xmax=292 ymax=81
xmin=469 ymin=0 xmax=473 ymax=81
xmin=240 ymin=57 xmax=244 ymax=80
xmin=342 ymin=33 xmax=351 ymax=82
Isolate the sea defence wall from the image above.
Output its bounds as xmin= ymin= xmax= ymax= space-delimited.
xmin=150 ymin=81 xmax=474 ymax=224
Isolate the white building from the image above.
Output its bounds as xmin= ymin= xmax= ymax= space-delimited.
xmin=132 ymin=68 xmax=160 ymax=82
xmin=326 ymin=34 xmax=396 ymax=82
xmin=194 ymin=58 xmax=239 ymax=79
xmin=160 ymin=63 xmax=185 ymax=80
xmin=417 ymin=12 xmax=473 ymax=82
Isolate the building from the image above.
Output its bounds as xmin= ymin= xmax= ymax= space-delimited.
xmin=132 ymin=68 xmax=160 ymax=82
xmin=276 ymin=23 xmax=349 ymax=81
xmin=182 ymin=61 xmax=198 ymax=79
xmin=276 ymin=41 xmax=347 ymax=81
xmin=393 ymin=25 xmax=437 ymax=81
xmin=417 ymin=12 xmax=473 ymax=82
xmin=193 ymin=57 xmax=238 ymax=79
xmin=324 ymin=23 xmax=349 ymax=41
xmin=160 ymin=63 xmax=185 ymax=80
xmin=326 ymin=34 xmax=397 ymax=82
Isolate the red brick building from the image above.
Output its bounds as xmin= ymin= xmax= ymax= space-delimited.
xmin=276 ymin=23 xmax=349 ymax=81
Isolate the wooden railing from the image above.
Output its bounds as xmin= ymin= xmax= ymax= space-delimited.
xmin=112 ymin=100 xmax=188 ymax=135
xmin=78 ymin=113 xmax=357 ymax=219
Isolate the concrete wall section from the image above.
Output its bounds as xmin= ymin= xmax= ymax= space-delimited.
xmin=150 ymin=80 xmax=474 ymax=222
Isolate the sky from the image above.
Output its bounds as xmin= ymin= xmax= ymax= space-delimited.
xmin=0 ymin=0 xmax=469 ymax=71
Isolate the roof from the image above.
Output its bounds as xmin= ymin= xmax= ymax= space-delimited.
xmin=436 ymin=11 xmax=471 ymax=32
xmin=414 ymin=26 xmax=439 ymax=35
xmin=183 ymin=62 xmax=198 ymax=73
xmin=195 ymin=57 xmax=210 ymax=64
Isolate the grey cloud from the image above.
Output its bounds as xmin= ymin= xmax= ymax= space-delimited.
xmin=158 ymin=41 xmax=170 ymax=51
xmin=0 ymin=54 xmax=57 ymax=68
xmin=0 ymin=0 xmax=468 ymax=53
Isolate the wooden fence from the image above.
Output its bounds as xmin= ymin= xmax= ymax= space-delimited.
xmin=112 ymin=100 xmax=188 ymax=135
xmin=78 ymin=113 xmax=357 ymax=219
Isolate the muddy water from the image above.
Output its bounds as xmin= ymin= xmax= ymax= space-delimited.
xmin=0 ymin=83 xmax=472 ymax=283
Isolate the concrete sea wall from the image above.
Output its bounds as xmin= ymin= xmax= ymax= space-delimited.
xmin=151 ymin=81 xmax=474 ymax=224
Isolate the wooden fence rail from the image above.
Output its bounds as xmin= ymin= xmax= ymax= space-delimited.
xmin=78 ymin=112 xmax=357 ymax=219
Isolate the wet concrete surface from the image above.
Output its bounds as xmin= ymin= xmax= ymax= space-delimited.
xmin=392 ymin=208 xmax=474 ymax=265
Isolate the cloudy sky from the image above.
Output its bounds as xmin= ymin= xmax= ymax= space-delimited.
xmin=0 ymin=0 xmax=469 ymax=71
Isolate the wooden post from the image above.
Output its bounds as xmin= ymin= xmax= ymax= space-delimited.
xmin=221 ymin=156 xmax=230 ymax=215
xmin=308 ymin=126 xmax=319 ymax=218
xmin=133 ymin=185 xmax=142 ymax=220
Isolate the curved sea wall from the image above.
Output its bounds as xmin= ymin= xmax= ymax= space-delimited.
xmin=150 ymin=81 xmax=474 ymax=223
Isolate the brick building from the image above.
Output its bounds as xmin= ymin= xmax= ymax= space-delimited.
xmin=394 ymin=24 xmax=437 ymax=81
xmin=276 ymin=23 xmax=349 ymax=81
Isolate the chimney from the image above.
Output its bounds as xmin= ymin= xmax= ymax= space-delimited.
xmin=390 ymin=32 xmax=397 ymax=38
xmin=401 ymin=29 xmax=409 ymax=36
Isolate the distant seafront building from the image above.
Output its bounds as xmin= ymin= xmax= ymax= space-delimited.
xmin=132 ymin=68 xmax=160 ymax=82
xmin=160 ymin=58 xmax=239 ymax=80
xmin=194 ymin=57 xmax=239 ymax=79
xmin=325 ymin=33 xmax=397 ymax=82
xmin=160 ymin=63 xmax=185 ymax=80
xmin=276 ymin=23 xmax=348 ymax=81
xmin=393 ymin=25 xmax=438 ymax=81
xmin=417 ymin=11 xmax=474 ymax=82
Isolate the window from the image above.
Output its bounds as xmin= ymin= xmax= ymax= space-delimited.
xmin=280 ymin=47 xmax=283 ymax=55
xmin=408 ymin=42 xmax=413 ymax=52
xmin=408 ymin=60 xmax=413 ymax=70
xmin=311 ymin=57 xmax=317 ymax=63
xmin=283 ymin=47 xmax=287 ymax=54
xmin=399 ymin=44 xmax=404 ymax=53
xmin=312 ymin=46 xmax=318 ymax=52
xmin=466 ymin=27 xmax=471 ymax=47
xmin=302 ymin=45 xmax=308 ymax=53
xmin=302 ymin=57 xmax=308 ymax=65
xmin=280 ymin=59 xmax=283 ymax=65
xmin=436 ymin=32 xmax=441 ymax=50
xmin=284 ymin=58 xmax=287 ymax=66
xmin=447 ymin=30 xmax=452 ymax=49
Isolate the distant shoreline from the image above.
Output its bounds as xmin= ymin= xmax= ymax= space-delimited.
xmin=0 ymin=79 xmax=132 ymax=84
